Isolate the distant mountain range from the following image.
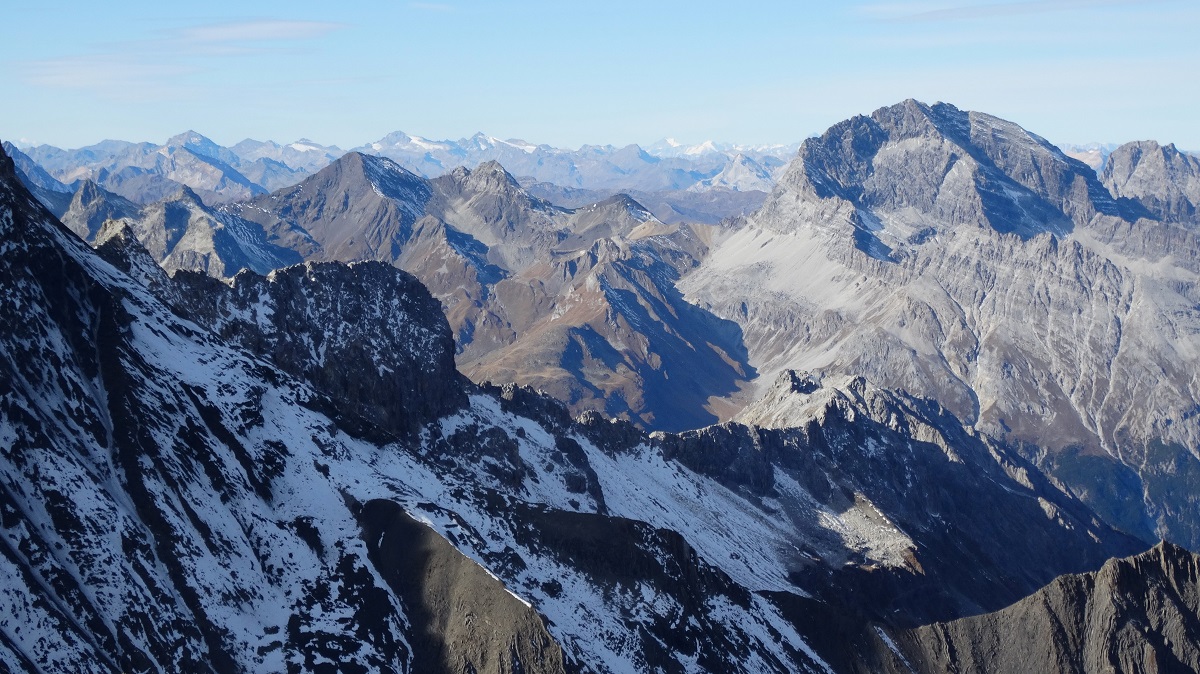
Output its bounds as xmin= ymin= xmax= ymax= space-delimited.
xmin=51 ymin=151 xmax=745 ymax=430
xmin=20 ymin=130 xmax=1185 ymax=232
xmin=12 ymin=100 xmax=1198 ymax=555
xmin=8 ymin=132 xmax=800 ymax=221
xmin=6 ymin=100 xmax=1200 ymax=673
xmin=354 ymin=132 xmax=796 ymax=194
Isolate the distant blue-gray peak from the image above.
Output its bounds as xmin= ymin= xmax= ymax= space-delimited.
xmin=14 ymin=129 xmax=798 ymax=216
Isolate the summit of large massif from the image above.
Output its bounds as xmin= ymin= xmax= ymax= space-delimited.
xmin=683 ymin=99 xmax=1200 ymax=546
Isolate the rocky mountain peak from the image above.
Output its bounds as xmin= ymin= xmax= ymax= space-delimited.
xmin=760 ymin=99 xmax=1111 ymax=246
xmin=167 ymin=183 xmax=205 ymax=206
xmin=1102 ymin=139 xmax=1200 ymax=223
xmin=871 ymin=98 xmax=945 ymax=140
xmin=92 ymin=219 xmax=181 ymax=296
xmin=61 ymin=179 xmax=141 ymax=241
xmin=166 ymin=129 xmax=212 ymax=148
xmin=0 ymin=139 xmax=17 ymax=180
xmin=164 ymin=130 xmax=242 ymax=168
xmin=71 ymin=179 xmax=105 ymax=207
xmin=463 ymin=160 xmax=523 ymax=194
xmin=291 ymin=152 xmax=431 ymax=212
xmin=683 ymin=100 xmax=1200 ymax=552
xmin=590 ymin=192 xmax=654 ymax=220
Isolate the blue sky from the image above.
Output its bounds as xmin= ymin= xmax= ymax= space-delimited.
xmin=2 ymin=0 xmax=1197 ymax=150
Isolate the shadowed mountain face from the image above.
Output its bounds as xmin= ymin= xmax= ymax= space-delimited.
xmin=682 ymin=99 xmax=1200 ymax=548
xmin=893 ymin=542 xmax=1200 ymax=674
xmin=0 ymin=141 xmax=1157 ymax=673
xmin=3 ymin=141 xmax=73 ymax=215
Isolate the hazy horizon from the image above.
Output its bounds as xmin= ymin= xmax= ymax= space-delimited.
xmin=4 ymin=1 xmax=1198 ymax=151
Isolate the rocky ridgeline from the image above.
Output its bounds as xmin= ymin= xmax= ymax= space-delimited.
xmin=894 ymin=542 xmax=1200 ymax=674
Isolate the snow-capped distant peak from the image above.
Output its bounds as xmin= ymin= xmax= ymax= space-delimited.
xmin=406 ymin=135 xmax=450 ymax=152
xmin=288 ymin=141 xmax=324 ymax=153
xmin=684 ymin=140 xmax=719 ymax=156
xmin=166 ymin=130 xmax=221 ymax=152
xmin=497 ymin=138 xmax=538 ymax=154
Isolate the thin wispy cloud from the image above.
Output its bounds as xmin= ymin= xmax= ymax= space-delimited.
xmin=23 ymin=55 xmax=197 ymax=99
xmin=861 ymin=0 xmax=1159 ymax=22
xmin=18 ymin=19 xmax=346 ymax=95
xmin=177 ymin=20 xmax=343 ymax=44
xmin=408 ymin=3 xmax=456 ymax=12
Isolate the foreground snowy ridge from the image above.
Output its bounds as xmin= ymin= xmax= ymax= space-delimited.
xmin=0 ymin=142 xmax=837 ymax=672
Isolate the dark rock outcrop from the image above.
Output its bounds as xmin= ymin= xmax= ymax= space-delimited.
xmin=169 ymin=261 xmax=468 ymax=437
xmin=896 ymin=542 xmax=1200 ymax=674
xmin=361 ymin=500 xmax=568 ymax=674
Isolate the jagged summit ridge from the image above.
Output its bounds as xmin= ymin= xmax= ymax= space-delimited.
xmin=762 ymin=99 xmax=1117 ymax=248
xmin=224 ymin=150 xmax=748 ymax=430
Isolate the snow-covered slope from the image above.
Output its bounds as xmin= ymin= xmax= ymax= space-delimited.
xmin=0 ymin=141 xmax=1148 ymax=673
